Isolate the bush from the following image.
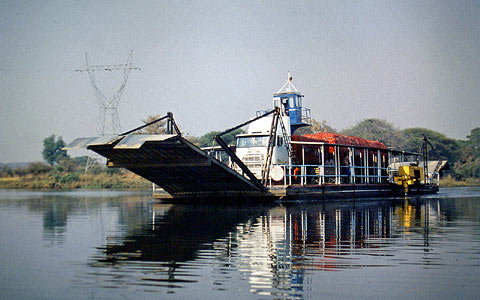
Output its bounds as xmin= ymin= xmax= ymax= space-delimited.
xmin=58 ymin=158 xmax=78 ymax=173
xmin=106 ymin=168 xmax=121 ymax=175
xmin=57 ymin=173 xmax=80 ymax=184
xmin=0 ymin=166 xmax=13 ymax=177
xmin=26 ymin=162 xmax=52 ymax=175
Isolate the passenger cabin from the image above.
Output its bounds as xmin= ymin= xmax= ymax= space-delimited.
xmin=261 ymin=135 xmax=442 ymax=188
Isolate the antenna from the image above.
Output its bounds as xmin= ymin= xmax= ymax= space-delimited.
xmin=76 ymin=50 xmax=140 ymax=135
xmin=277 ymin=71 xmax=298 ymax=93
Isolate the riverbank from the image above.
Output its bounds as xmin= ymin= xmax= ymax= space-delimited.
xmin=1 ymin=173 xmax=478 ymax=190
xmin=0 ymin=172 xmax=151 ymax=189
xmin=439 ymin=175 xmax=480 ymax=187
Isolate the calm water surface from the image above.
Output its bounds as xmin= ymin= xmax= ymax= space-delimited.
xmin=0 ymin=187 xmax=479 ymax=299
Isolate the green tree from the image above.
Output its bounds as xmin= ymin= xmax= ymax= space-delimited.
xmin=186 ymin=135 xmax=200 ymax=145
xmin=139 ymin=114 xmax=167 ymax=134
xmin=0 ymin=165 xmax=13 ymax=177
xmin=455 ymin=127 xmax=480 ymax=178
xmin=399 ymin=128 xmax=459 ymax=163
xmin=42 ymin=135 xmax=69 ymax=165
xmin=197 ymin=129 xmax=244 ymax=147
xmin=467 ymin=127 xmax=480 ymax=156
xmin=342 ymin=118 xmax=405 ymax=148
xmin=197 ymin=131 xmax=220 ymax=147
xmin=455 ymin=145 xmax=480 ymax=178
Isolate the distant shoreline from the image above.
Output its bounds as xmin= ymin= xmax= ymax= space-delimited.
xmin=1 ymin=174 xmax=479 ymax=190
xmin=439 ymin=176 xmax=480 ymax=187
xmin=0 ymin=173 xmax=151 ymax=190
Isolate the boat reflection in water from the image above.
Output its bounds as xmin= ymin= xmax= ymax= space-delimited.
xmin=87 ymin=198 xmax=445 ymax=296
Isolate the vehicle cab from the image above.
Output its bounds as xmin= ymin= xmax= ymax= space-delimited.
xmin=235 ymin=115 xmax=291 ymax=179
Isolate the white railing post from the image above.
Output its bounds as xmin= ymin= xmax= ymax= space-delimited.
xmin=302 ymin=145 xmax=305 ymax=186
xmin=377 ymin=150 xmax=381 ymax=183
xmin=364 ymin=149 xmax=368 ymax=184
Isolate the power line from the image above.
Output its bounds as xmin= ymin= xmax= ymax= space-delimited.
xmin=76 ymin=50 xmax=140 ymax=135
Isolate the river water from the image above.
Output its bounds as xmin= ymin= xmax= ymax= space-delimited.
xmin=0 ymin=187 xmax=479 ymax=300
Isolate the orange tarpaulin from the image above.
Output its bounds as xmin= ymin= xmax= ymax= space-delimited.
xmin=292 ymin=132 xmax=387 ymax=149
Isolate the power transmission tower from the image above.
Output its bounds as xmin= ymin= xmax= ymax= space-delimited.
xmin=76 ymin=50 xmax=140 ymax=135
xmin=76 ymin=51 xmax=140 ymax=173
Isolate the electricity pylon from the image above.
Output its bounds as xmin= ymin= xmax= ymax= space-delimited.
xmin=76 ymin=50 xmax=140 ymax=135
xmin=76 ymin=51 xmax=140 ymax=173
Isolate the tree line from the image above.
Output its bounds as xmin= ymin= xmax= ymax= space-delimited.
xmin=297 ymin=118 xmax=479 ymax=179
xmin=1 ymin=117 xmax=479 ymax=181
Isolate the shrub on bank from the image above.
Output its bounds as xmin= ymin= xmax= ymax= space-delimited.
xmin=0 ymin=172 xmax=151 ymax=190
xmin=26 ymin=162 xmax=52 ymax=175
xmin=440 ymin=175 xmax=480 ymax=187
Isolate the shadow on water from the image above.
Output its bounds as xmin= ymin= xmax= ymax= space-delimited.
xmin=80 ymin=194 xmax=475 ymax=297
xmin=86 ymin=203 xmax=273 ymax=288
xmin=0 ymin=190 xmax=152 ymax=246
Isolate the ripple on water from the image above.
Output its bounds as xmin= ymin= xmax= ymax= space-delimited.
xmin=2 ymin=189 xmax=480 ymax=299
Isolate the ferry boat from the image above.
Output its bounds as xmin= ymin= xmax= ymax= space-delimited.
xmin=66 ymin=73 xmax=447 ymax=201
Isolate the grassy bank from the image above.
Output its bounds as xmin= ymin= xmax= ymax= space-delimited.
xmin=0 ymin=172 xmax=151 ymax=190
xmin=439 ymin=175 xmax=480 ymax=187
xmin=1 ymin=172 xmax=479 ymax=190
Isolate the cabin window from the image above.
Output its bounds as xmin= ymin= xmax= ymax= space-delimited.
xmin=289 ymin=96 xmax=294 ymax=108
xmin=277 ymin=136 xmax=283 ymax=146
xmin=237 ymin=136 xmax=269 ymax=148
xmin=295 ymin=96 xmax=301 ymax=107
xmin=281 ymin=97 xmax=288 ymax=111
xmin=273 ymin=99 xmax=279 ymax=108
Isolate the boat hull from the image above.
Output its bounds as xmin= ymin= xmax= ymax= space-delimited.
xmin=153 ymin=183 xmax=439 ymax=201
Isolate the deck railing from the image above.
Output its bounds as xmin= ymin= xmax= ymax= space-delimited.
xmin=267 ymin=164 xmax=441 ymax=188
xmin=268 ymin=164 xmax=391 ymax=187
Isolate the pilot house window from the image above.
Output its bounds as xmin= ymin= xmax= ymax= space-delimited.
xmin=273 ymin=99 xmax=279 ymax=108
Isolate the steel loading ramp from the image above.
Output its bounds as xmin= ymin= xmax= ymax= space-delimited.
xmin=77 ymin=134 xmax=264 ymax=197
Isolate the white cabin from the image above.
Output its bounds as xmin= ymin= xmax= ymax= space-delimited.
xmin=235 ymin=115 xmax=291 ymax=179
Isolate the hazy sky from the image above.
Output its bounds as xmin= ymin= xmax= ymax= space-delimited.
xmin=1 ymin=0 xmax=479 ymax=163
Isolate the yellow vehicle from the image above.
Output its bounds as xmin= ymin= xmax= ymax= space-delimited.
xmin=394 ymin=165 xmax=424 ymax=194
